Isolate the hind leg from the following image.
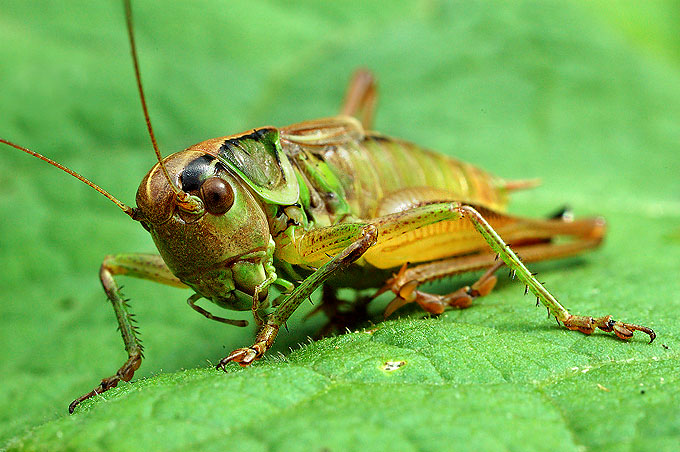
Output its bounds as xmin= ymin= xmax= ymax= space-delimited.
xmin=340 ymin=69 xmax=377 ymax=129
xmin=377 ymin=209 xmax=601 ymax=318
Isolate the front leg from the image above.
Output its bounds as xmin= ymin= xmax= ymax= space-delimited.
xmin=69 ymin=253 xmax=187 ymax=413
xmin=216 ymin=224 xmax=378 ymax=369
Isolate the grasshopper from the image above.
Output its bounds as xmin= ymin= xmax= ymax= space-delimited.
xmin=1 ymin=1 xmax=655 ymax=413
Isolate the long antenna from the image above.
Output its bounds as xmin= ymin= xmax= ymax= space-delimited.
xmin=123 ymin=0 xmax=189 ymax=203
xmin=1 ymin=138 xmax=137 ymax=218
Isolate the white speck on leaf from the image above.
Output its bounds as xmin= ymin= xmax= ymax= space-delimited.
xmin=382 ymin=361 xmax=406 ymax=372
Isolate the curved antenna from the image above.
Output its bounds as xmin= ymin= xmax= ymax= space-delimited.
xmin=124 ymin=0 xmax=190 ymax=204
xmin=1 ymin=138 xmax=137 ymax=219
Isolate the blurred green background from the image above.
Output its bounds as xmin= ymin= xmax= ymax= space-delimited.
xmin=1 ymin=0 xmax=679 ymax=450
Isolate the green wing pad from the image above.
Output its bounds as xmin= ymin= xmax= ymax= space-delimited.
xmin=216 ymin=128 xmax=299 ymax=205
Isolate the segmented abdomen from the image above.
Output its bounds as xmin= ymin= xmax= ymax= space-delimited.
xmin=292 ymin=134 xmax=509 ymax=220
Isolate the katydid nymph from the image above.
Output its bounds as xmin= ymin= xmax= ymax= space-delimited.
xmin=1 ymin=1 xmax=655 ymax=414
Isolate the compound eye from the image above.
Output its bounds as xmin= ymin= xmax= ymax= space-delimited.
xmin=199 ymin=177 xmax=234 ymax=215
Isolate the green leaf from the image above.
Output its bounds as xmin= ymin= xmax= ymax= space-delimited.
xmin=1 ymin=0 xmax=678 ymax=451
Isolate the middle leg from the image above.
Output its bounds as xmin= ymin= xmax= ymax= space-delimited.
xmin=380 ymin=260 xmax=503 ymax=318
xmin=363 ymin=202 xmax=654 ymax=342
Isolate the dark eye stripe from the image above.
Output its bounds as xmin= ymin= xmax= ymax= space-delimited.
xmin=180 ymin=154 xmax=216 ymax=192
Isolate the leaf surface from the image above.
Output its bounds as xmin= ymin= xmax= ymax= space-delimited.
xmin=1 ymin=1 xmax=678 ymax=450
